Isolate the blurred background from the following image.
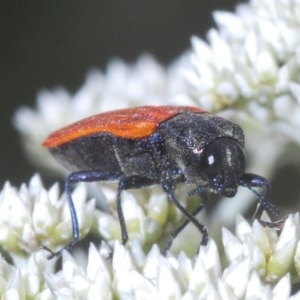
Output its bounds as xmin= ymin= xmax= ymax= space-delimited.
xmin=0 ymin=1 xmax=242 ymax=186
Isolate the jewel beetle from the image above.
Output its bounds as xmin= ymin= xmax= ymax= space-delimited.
xmin=42 ymin=105 xmax=278 ymax=258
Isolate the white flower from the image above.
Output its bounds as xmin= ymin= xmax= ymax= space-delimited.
xmin=46 ymin=244 xmax=113 ymax=299
xmin=0 ymin=174 xmax=95 ymax=261
xmin=223 ymin=214 xmax=300 ymax=283
xmin=0 ymin=252 xmax=54 ymax=299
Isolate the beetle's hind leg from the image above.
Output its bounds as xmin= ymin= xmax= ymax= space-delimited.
xmin=42 ymin=170 xmax=121 ymax=259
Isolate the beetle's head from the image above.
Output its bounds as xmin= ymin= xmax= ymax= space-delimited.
xmin=197 ymin=137 xmax=246 ymax=197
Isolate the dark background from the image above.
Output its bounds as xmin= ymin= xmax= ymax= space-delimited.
xmin=0 ymin=1 xmax=242 ymax=186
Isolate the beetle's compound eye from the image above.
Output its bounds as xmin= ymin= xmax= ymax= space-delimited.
xmin=199 ymin=138 xmax=246 ymax=197
xmin=200 ymin=143 xmax=222 ymax=179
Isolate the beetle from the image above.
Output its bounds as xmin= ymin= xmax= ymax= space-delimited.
xmin=42 ymin=105 xmax=278 ymax=258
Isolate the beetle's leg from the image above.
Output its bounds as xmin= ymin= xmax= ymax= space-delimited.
xmin=238 ymin=173 xmax=282 ymax=227
xmin=163 ymin=195 xmax=208 ymax=254
xmin=162 ymin=182 xmax=209 ymax=247
xmin=42 ymin=170 xmax=120 ymax=259
xmin=117 ymin=176 xmax=157 ymax=245
xmin=115 ymin=182 xmax=128 ymax=245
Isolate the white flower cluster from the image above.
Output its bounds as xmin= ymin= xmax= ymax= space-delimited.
xmin=49 ymin=240 xmax=293 ymax=299
xmin=0 ymin=176 xmax=300 ymax=297
xmin=173 ymin=0 xmax=300 ymax=144
xmin=0 ymin=175 xmax=95 ymax=259
xmin=0 ymin=211 xmax=300 ymax=298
